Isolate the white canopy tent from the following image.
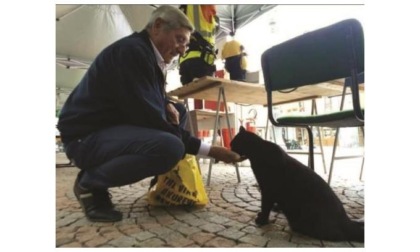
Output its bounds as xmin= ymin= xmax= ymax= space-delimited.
xmin=55 ymin=4 xmax=276 ymax=111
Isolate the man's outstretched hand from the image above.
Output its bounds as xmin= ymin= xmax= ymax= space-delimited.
xmin=208 ymin=146 xmax=246 ymax=164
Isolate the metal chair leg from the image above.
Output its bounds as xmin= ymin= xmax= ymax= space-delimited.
xmin=306 ymin=126 xmax=315 ymax=170
xmin=359 ymin=126 xmax=365 ymax=181
xmin=327 ymin=128 xmax=341 ymax=184
xmin=359 ymin=156 xmax=365 ymax=181
xmin=207 ymin=161 xmax=213 ymax=186
xmin=316 ymin=126 xmax=327 ymax=174
xmin=309 ymin=99 xmax=326 ymax=173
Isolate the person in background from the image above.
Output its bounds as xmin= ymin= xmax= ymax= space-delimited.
xmin=221 ymin=35 xmax=247 ymax=81
xmin=178 ymin=5 xmax=218 ymax=85
xmin=239 ymin=45 xmax=248 ymax=80
xmin=57 ymin=5 xmax=242 ymax=223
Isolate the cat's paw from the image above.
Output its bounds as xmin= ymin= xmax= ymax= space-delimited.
xmin=272 ymin=203 xmax=283 ymax=213
xmin=255 ymin=213 xmax=269 ymax=226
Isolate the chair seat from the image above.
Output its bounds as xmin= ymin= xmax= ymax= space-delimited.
xmin=277 ymin=109 xmax=364 ymax=128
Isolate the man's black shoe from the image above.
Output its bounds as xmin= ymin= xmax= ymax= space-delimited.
xmin=73 ymin=172 xmax=122 ymax=222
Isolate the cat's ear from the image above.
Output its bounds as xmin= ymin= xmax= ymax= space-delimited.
xmin=239 ymin=126 xmax=246 ymax=132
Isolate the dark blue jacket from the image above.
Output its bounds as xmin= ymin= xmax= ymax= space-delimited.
xmin=57 ymin=30 xmax=201 ymax=154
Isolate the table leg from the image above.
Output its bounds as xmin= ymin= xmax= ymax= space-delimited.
xmin=221 ymin=87 xmax=241 ymax=183
xmin=207 ymin=87 xmax=241 ymax=186
xmin=184 ymin=98 xmax=202 ymax=173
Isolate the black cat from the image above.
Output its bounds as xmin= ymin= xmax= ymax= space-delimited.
xmin=230 ymin=126 xmax=364 ymax=242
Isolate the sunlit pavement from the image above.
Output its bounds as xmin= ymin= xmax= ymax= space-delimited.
xmin=56 ymin=148 xmax=364 ymax=248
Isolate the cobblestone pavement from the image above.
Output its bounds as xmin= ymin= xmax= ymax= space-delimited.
xmin=56 ymin=153 xmax=364 ymax=248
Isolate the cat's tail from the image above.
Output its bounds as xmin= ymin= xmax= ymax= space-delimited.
xmin=344 ymin=220 xmax=364 ymax=242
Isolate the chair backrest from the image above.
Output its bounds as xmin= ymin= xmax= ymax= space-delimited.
xmin=261 ymin=19 xmax=364 ymax=92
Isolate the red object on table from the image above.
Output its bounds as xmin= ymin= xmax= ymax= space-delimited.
xmin=221 ymin=128 xmax=235 ymax=149
xmin=246 ymin=122 xmax=256 ymax=133
xmin=215 ymin=70 xmax=225 ymax=78
xmin=194 ymin=99 xmax=225 ymax=111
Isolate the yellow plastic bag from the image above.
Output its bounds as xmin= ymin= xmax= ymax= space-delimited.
xmin=148 ymin=154 xmax=209 ymax=206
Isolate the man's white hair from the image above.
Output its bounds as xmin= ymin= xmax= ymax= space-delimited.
xmin=146 ymin=5 xmax=194 ymax=32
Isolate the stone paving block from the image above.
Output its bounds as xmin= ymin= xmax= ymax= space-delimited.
xmin=221 ymin=192 xmax=237 ymax=199
xmin=59 ymin=241 xmax=83 ymax=247
xmin=91 ymin=222 xmax=116 ymax=228
xmin=84 ymin=236 xmax=109 ymax=247
xmin=245 ymin=205 xmax=260 ymax=212
xmin=223 ymin=198 xmax=243 ymax=203
xmin=188 ymin=232 xmax=216 ymax=245
xmin=134 ymin=237 xmax=166 ymax=247
xmin=208 ymin=192 xmax=223 ymax=198
xmin=217 ymin=226 xmax=247 ymax=240
xmin=204 ymin=236 xmax=237 ymax=247
xmin=77 ymin=226 xmax=97 ymax=232
xmin=199 ymin=222 xmax=226 ymax=233
xmin=114 ymin=217 xmax=137 ymax=226
xmin=241 ymin=225 xmax=265 ymax=235
xmin=206 ymin=214 xmax=232 ymax=225
xmin=56 ymin=226 xmax=78 ymax=235
xmin=218 ymin=211 xmax=238 ymax=218
xmin=69 ymin=217 xmax=94 ymax=227
xmin=210 ymin=199 xmax=225 ymax=205
xmin=289 ymin=233 xmax=323 ymax=247
xmin=168 ymin=221 xmax=200 ymax=236
xmin=75 ymin=230 xmax=101 ymax=243
xmin=164 ymin=232 xmax=196 ymax=247
xmin=167 ymin=210 xmax=196 ymax=221
xmin=136 ymin=220 xmax=161 ymax=230
xmin=181 ymin=217 xmax=209 ymax=227
xmin=119 ymin=224 xmax=143 ymax=235
xmin=273 ymin=217 xmax=289 ymax=226
xmin=148 ymin=207 xmax=170 ymax=217
xmin=56 ymin=216 xmax=79 ymax=228
xmin=221 ymin=187 xmax=235 ymax=193
xmin=137 ymin=217 xmax=161 ymax=230
xmin=225 ymin=206 xmax=246 ymax=213
xmin=266 ymin=239 xmax=297 ymax=247
xmin=235 ymin=242 xmax=258 ymax=247
xmin=232 ymin=202 xmax=249 ymax=208
xmin=235 ymin=193 xmax=249 ymax=198
xmin=238 ymin=233 xmax=269 ymax=247
xmin=129 ymin=231 xmax=156 ymax=241
xmin=249 ymin=201 xmax=261 ymax=206
xmin=321 ymin=240 xmax=353 ymax=247
xmin=98 ymin=226 xmax=118 ymax=234
xmin=297 ymin=243 xmax=323 ymax=247
xmin=263 ymin=230 xmax=291 ymax=240
xmin=214 ymin=202 xmax=232 ymax=208
xmin=262 ymin=222 xmax=283 ymax=230
xmin=207 ymin=206 xmax=226 ymax=214
xmin=56 ymin=210 xmax=69 ymax=220
xmin=344 ymin=189 xmax=360 ymax=197
xmin=223 ymin=220 xmax=248 ymax=229
xmin=100 ymin=229 xmax=125 ymax=240
xmin=108 ymin=236 xmax=138 ymax=247
xmin=155 ymin=214 xmax=176 ymax=226
xmin=186 ymin=243 xmax=201 ymax=247
xmin=349 ymin=241 xmax=364 ymax=247
xmin=230 ymin=214 xmax=253 ymax=223
xmin=132 ymin=209 xmax=151 ymax=217
xmin=193 ymin=211 xmax=218 ymax=219
xmin=131 ymin=206 xmax=147 ymax=213
xmin=148 ymin=226 xmax=174 ymax=237
xmin=56 ymin=232 xmax=75 ymax=247
xmin=56 ymin=163 xmax=364 ymax=248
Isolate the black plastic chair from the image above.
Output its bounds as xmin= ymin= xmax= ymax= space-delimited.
xmin=261 ymin=19 xmax=364 ymax=178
